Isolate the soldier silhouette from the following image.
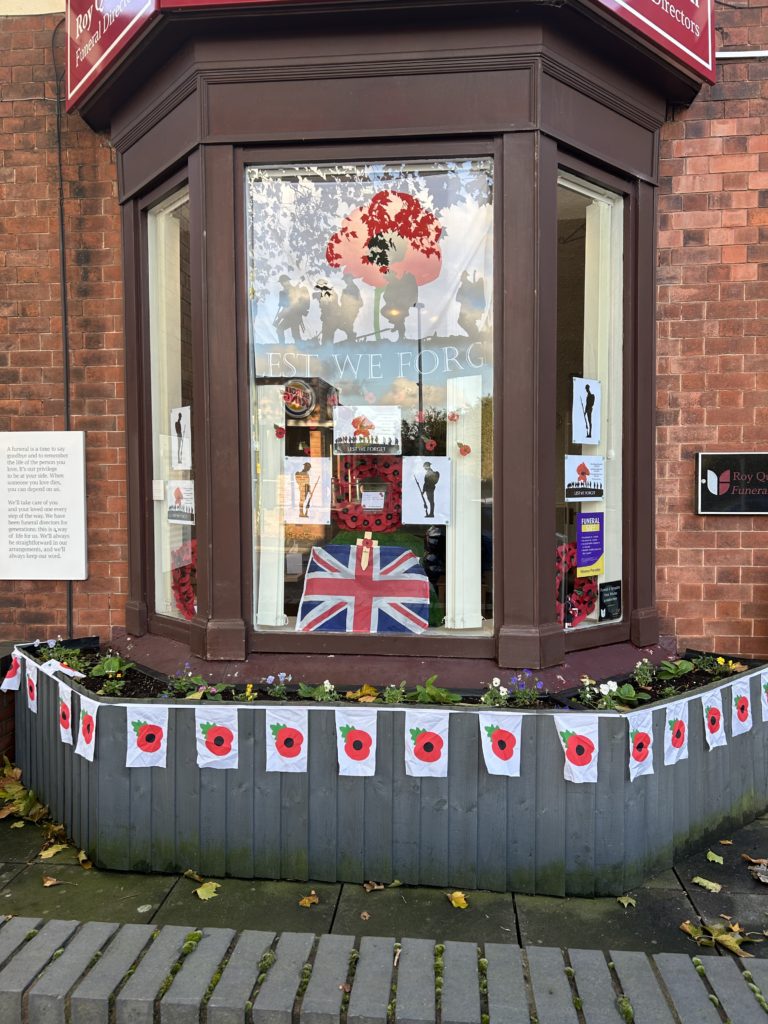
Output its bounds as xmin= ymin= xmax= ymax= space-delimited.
xmin=338 ymin=273 xmax=363 ymax=342
xmin=584 ymin=384 xmax=596 ymax=439
xmin=295 ymin=462 xmax=312 ymax=518
xmin=275 ymin=275 xmax=309 ymax=344
xmin=456 ymin=270 xmax=486 ymax=340
xmin=422 ymin=461 xmax=440 ymax=518
xmin=382 ymin=272 xmax=417 ymax=341
xmin=174 ymin=412 xmax=184 ymax=465
xmin=314 ymin=280 xmax=341 ymax=344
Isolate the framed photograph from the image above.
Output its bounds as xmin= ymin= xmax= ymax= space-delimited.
xmin=167 ymin=481 xmax=195 ymax=525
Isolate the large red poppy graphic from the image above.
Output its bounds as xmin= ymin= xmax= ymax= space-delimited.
xmin=81 ymin=713 xmax=95 ymax=746
xmin=735 ymin=695 xmax=750 ymax=723
xmin=670 ymin=719 xmax=686 ymax=749
xmin=133 ymin=721 xmax=163 ymax=754
xmin=485 ymin=725 xmax=515 ymax=762
xmin=326 ymin=190 xmax=442 ymax=288
xmin=272 ymin=724 xmax=304 ymax=759
xmin=27 ymin=676 xmax=35 ymax=702
xmin=560 ymin=731 xmax=594 ymax=767
xmin=59 ymin=702 xmax=70 ymax=731
xmin=630 ymin=730 xmax=651 ymax=763
xmin=340 ymin=725 xmax=372 ymax=762
xmin=201 ymin=723 xmax=234 ymax=757
xmin=411 ymin=728 xmax=443 ymax=763
xmin=706 ymin=706 xmax=721 ymax=734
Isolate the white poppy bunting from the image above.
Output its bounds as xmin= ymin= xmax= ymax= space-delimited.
xmin=663 ymin=700 xmax=688 ymax=766
xmin=1 ymin=652 xmax=23 ymax=692
xmin=266 ymin=707 xmax=308 ymax=773
xmin=75 ymin=695 xmax=99 ymax=761
xmin=195 ymin=707 xmax=239 ymax=770
xmin=25 ymin=661 xmax=38 ymax=714
xmin=478 ymin=712 xmax=522 ymax=777
xmin=404 ymin=710 xmax=450 ymax=777
xmin=702 ymin=688 xmax=727 ymax=750
xmin=553 ymin=714 xmax=599 ymax=783
xmin=335 ymin=707 xmax=377 ymax=776
xmin=126 ymin=706 xmax=169 ymax=769
xmin=761 ymin=670 xmax=768 ymax=724
xmin=626 ymin=709 xmax=654 ymax=781
xmin=58 ymin=681 xmax=73 ymax=745
xmin=731 ymin=679 xmax=753 ymax=737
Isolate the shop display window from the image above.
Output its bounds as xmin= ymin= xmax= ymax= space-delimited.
xmin=147 ymin=187 xmax=197 ymax=621
xmin=555 ymin=174 xmax=624 ymax=631
xmin=246 ymin=160 xmax=494 ymax=636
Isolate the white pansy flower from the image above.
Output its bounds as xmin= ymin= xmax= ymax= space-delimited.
xmin=323 ymin=680 xmax=333 ymax=692
xmin=607 ymin=681 xmax=618 ymax=692
xmin=498 ymin=686 xmax=508 ymax=697
xmin=599 ymin=683 xmax=610 ymax=695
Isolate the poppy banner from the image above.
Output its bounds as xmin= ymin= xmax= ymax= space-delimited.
xmin=404 ymin=710 xmax=450 ymax=778
xmin=554 ymin=715 xmax=599 ymax=783
xmin=58 ymin=681 xmax=73 ymax=746
xmin=478 ymin=712 xmax=522 ymax=777
xmin=702 ymin=688 xmax=726 ymax=750
xmin=75 ymin=694 xmax=98 ymax=761
xmin=761 ymin=671 xmax=768 ymax=724
xmin=196 ymin=707 xmax=239 ymax=769
xmin=126 ymin=705 xmax=169 ymax=768
xmin=626 ymin=709 xmax=654 ymax=781
xmin=1 ymin=652 xmax=23 ymax=692
xmin=266 ymin=707 xmax=308 ymax=773
xmin=731 ymin=679 xmax=753 ymax=738
xmin=663 ymin=700 xmax=689 ymax=766
xmin=26 ymin=661 xmax=38 ymax=714
xmin=335 ymin=707 xmax=377 ymax=777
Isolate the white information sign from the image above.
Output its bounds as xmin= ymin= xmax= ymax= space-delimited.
xmin=0 ymin=431 xmax=88 ymax=580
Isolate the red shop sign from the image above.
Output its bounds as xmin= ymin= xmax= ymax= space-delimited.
xmin=592 ymin=0 xmax=715 ymax=83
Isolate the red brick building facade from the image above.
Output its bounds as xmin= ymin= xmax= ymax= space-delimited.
xmin=1 ymin=2 xmax=766 ymax=661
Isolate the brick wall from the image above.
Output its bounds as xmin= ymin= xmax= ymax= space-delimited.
xmin=0 ymin=14 xmax=127 ymax=645
xmin=656 ymin=2 xmax=768 ymax=658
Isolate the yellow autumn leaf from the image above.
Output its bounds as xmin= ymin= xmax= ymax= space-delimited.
xmin=448 ymin=891 xmax=468 ymax=909
xmin=692 ymin=876 xmax=721 ymax=893
xmin=39 ymin=844 xmax=68 ymax=860
xmin=617 ymin=895 xmax=637 ymax=909
xmin=707 ymin=850 xmax=724 ymax=865
xmin=719 ymin=839 xmax=733 ymax=846
xmin=345 ymin=685 xmax=379 ymax=703
xmin=42 ymin=876 xmax=61 ymax=888
xmin=78 ymin=850 xmax=92 ymax=870
xmin=10 ymin=822 xmax=24 ymax=830
xmin=298 ymin=890 xmax=319 ymax=908
xmin=194 ymin=881 xmax=220 ymax=901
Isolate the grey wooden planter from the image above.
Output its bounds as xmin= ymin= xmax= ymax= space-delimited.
xmin=13 ymin=664 xmax=768 ymax=896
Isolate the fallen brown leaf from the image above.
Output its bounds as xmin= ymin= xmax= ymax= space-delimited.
xmin=363 ymin=881 xmax=384 ymax=893
xmin=298 ymin=890 xmax=319 ymax=908
xmin=339 ymin=982 xmax=352 ymax=993
xmin=77 ymin=850 xmax=92 ymax=870
xmin=360 ymin=911 xmax=370 ymax=921
xmin=719 ymin=839 xmax=733 ymax=846
xmin=39 ymin=844 xmax=68 ymax=860
xmin=42 ymin=876 xmax=60 ymax=888
xmin=183 ymin=869 xmax=204 ymax=883
xmin=741 ymin=853 xmax=768 ymax=866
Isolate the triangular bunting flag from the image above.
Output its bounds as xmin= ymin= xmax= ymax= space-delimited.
xmin=335 ymin=707 xmax=377 ymax=777
xmin=553 ymin=714 xmax=599 ymax=783
xmin=266 ymin=707 xmax=308 ymax=773
xmin=1 ymin=652 xmax=23 ymax=692
xmin=663 ymin=700 xmax=688 ymax=765
xmin=25 ymin=662 xmax=38 ymax=714
xmin=731 ymin=678 xmax=753 ymax=737
xmin=478 ymin=712 xmax=522 ymax=777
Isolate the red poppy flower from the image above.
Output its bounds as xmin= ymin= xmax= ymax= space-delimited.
xmin=560 ymin=731 xmax=594 ymax=767
xmin=735 ymin=695 xmax=750 ymax=722
xmin=326 ymin=190 xmax=442 ymax=288
xmin=135 ymin=723 xmax=163 ymax=753
xmin=670 ymin=719 xmax=685 ymax=748
xmin=59 ymin=702 xmax=70 ymax=730
xmin=27 ymin=677 xmax=35 ymax=702
xmin=706 ymin=706 xmax=721 ymax=733
xmin=457 ymin=443 xmax=471 ymax=457
xmin=341 ymin=726 xmax=372 ymax=761
xmin=486 ymin=726 xmax=515 ymax=761
xmin=424 ymin=438 xmax=437 ymax=452
xmin=82 ymin=713 xmax=95 ymax=746
xmin=630 ymin=730 xmax=651 ymax=763
xmin=273 ymin=725 xmax=303 ymax=758
xmin=274 ymin=425 xmax=286 ymax=439
xmin=203 ymin=724 xmax=233 ymax=757
xmin=447 ymin=411 xmax=460 ymax=422
xmin=411 ymin=729 xmax=443 ymax=763
xmin=576 ymin=462 xmax=590 ymax=483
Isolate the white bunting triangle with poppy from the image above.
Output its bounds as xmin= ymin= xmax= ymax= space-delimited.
xmin=58 ymin=681 xmax=73 ymax=745
xmin=1 ymin=652 xmax=23 ymax=692
xmin=404 ymin=710 xmax=450 ymax=778
xmin=266 ymin=707 xmax=308 ymax=773
xmin=663 ymin=700 xmax=688 ymax=765
xmin=761 ymin=670 xmax=768 ymax=724
xmin=195 ymin=707 xmax=239 ymax=769
xmin=626 ymin=709 xmax=654 ymax=781
xmin=25 ymin=661 xmax=38 ymax=714
xmin=126 ymin=706 xmax=169 ymax=769
xmin=731 ymin=678 xmax=753 ymax=737
xmin=478 ymin=712 xmax=522 ymax=777
xmin=553 ymin=714 xmax=599 ymax=783
xmin=335 ymin=707 xmax=377 ymax=776
xmin=75 ymin=695 xmax=99 ymax=761
xmin=702 ymin=688 xmax=727 ymax=750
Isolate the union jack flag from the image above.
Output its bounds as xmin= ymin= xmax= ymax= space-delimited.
xmin=296 ymin=544 xmax=430 ymax=634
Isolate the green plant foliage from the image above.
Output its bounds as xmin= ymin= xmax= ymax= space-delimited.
xmin=90 ymin=652 xmax=135 ymax=679
xmin=402 ymin=676 xmax=461 ymax=705
xmin=656 ymin=659 xmax=694 ymax=682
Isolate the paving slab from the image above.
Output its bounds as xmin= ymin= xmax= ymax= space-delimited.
xmin=675 ymin=834 xmax=768 ymax=894
xmin=440 ymin=940 xmax=480 ymax=1024
xmin=114 ymin=924 xmax=192 ymax=1024
xmin=394 ymin=938 xmax=434 ymax=1024
xmin=484 ymin=944 xmax=530 ymax=1024
xmin=332 ymin=885 xmax=516 ymax=943
xmin=299 ymin=933 xmax=355 ymax=1024
xmin=526 ymin=946 xmax=579 ymax=1024
xmin=0 ymin=821 xmax=47 ymax=863
xmin=609 ymin=950 xmax=675 ymax=1024
xmin=0 ymin=863 xmax=176 ymax=923
xmin=151 ymin=878 xmax=341 ymax=933
xmin=69 ymin=923 xmax=155 ymax=1024
xmin=160 ymin=926 xmax=235 ymax=1024
xmin=653 ymin=952 xmax=721 ymax=1024
xmin=206 ymin=929 xmax=275 ymax=1024
xmin=0 ymin=917 xmax=79 ymax=1024
xmin=695 ymin=955 xmax=767 ymax=1024
xmin=0 ymin=916 xmax=42 ymax=970
xmin=516 ymin=888 xmax=714 ymax=954
xmin=683 ymin=891 xmax=768 ymax=957
xmin=252 ymin=931 xmax=316 ymax=1024
xmin=346 ymin=935 xmax=394 ymax=1024
xmin=637 ymin=869 xmax=682 ymax=891
xmin=27 ymin=921 xmax=119 ymax=1024
xmin=567 ymin=949 xmax=623 ymax=1024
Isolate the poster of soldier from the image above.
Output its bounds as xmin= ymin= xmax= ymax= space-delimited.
xmin=571 ymin=377 xmax=601 ymax=445
xmin=284 ymin=457 xmax=331 ymax=525
xmin=170 ymin=406 xmax=192 ymax=470
xmin=402 ymin=456 xmax=451 ymax=525
xmin=332 ymin=405 xmax=402 ymax=455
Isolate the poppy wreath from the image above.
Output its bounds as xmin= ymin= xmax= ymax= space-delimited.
xmin=555 ymin=542 xmax=598 ymax=627
xmin=171 ymin=539 xmax=198 ymax=621
xmin=333 ymin=455 xmax=402 ymax=533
